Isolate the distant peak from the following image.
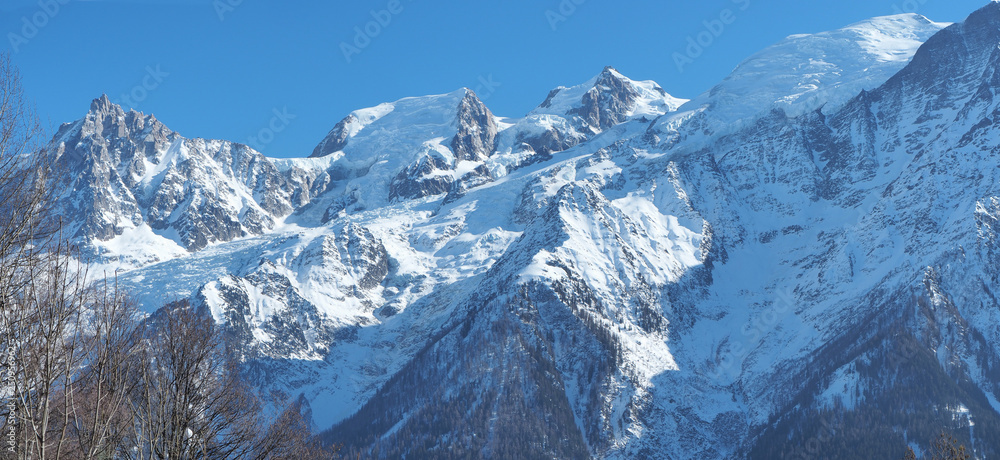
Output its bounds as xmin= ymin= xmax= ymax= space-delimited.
xmin=74 ymin=93 xmax=172 ymax=144
xmin=840 ymin=12 xmax=950 ymax=33
xmin=536 ymin=67 xmax=632 ymax=110
xmin=89 ymin=94 xmax=118 ymax=114
xmin=311 ymin=89 xmax=476 ymax=159
xmin=593 ymin=66 xmax=629 ymax=86
xmin=530 ymin=66 xmax=685 ymax=130
xmin=457 ymin=88 xmax=490 ymax=116
xmin=459 ymin=87 xmax=479 ymax=101
xmin=677 ymin=11 xmax=948 ymax=124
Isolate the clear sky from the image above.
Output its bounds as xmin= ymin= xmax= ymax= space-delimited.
xmin=1 ymin=0 xmax=990 ymax=158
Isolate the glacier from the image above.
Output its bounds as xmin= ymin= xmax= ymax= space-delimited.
xmin=39 ymin=6 xmax=1000 ymax=459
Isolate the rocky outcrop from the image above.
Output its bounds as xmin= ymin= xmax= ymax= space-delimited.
xmin=568 ymin=66 xmax=642 ymax=132
xmin=310 ymin=114 xmax=356 ymax=158
xmin=47 ymin=96 xmax=297 ymax=252
xmin=450 ymin=90 xmax=497 ymax=162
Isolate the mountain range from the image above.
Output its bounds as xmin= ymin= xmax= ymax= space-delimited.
xmin=40 ymin=4 xmax=1000 ymax=458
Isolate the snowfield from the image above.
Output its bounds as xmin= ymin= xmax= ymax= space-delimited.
xmin=44 ymin=5 xmax=1000 ymax=458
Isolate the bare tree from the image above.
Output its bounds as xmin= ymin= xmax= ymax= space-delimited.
xmin=66 ymin=282 xmax=143 ymax=459
xmin=0 ymin=51 xmax=51 ymax=302
xmin=124 ymin=301 xmax=333 ymax=460
xmin=0 ymin=48 xmax=57 ymax=460
xmin=1 ymin=243 xmax=91 ymax=460
xmin=928 ymin=432 xmax=972 ymax=460
xmin=902 ymin=432 xmax=973 ymax=460
xmin=266 ymin=402 xmax=340 ymax=460
xmin=3 ymin=280 xmax=330 ymax=460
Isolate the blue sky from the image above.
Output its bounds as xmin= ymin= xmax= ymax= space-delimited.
xmin=2 ymin=0 xmax=990 ymax=158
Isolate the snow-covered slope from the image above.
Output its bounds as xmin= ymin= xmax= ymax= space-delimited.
xmin=666 ymin=13 xmax=949 ymax=141
xmin=43 ymin=4 xmax=1000 ymax=458
xmin=531 ymin=66 xmax=687 ymax=128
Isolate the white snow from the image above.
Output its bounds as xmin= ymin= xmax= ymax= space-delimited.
xmin=90 ymin=223 xmax=188 ymax=272
xmin=68 ymin=9 xmax=1000 ymax=456
xmin=678 ymin=14 xmax=949 ymax=124
xmin=530 ymin=68 xmax=687 ymax=122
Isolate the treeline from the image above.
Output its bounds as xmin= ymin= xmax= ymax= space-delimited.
xmin=748 ymin=318 xmax=999 ymax=459
xmin=325 ymin=297 xmax=592 ymax=459
xmin=0 ymin=53 xmax=335 ymax=459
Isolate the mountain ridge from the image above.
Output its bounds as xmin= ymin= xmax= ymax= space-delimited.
xmin=40 ymin=4 xmax=1000 ymax=458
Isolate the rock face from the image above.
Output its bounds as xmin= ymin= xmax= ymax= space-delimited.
xmin=450 ymin=90 xmax=498 ymax=162
xmin=47 ymin=95 xmax=168 ymax=241
xmin=195 ymin=222 xmax=389 ymax=362
xmin=568 ymin=66 xmax=643 ymax=131
xmin=46 ymin=96 xmax=296 ymax=254
xmin=508 ymin=66 xmax=688 ymax=160
xmin=47 ymin=5 xmax=1000 ymax=459
xmin=386 ymin=90 xmax=499 ymax=202
xmin=309 ymin=114 xmax=356 ymax=159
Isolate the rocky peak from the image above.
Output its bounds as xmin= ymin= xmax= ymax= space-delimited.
xmin=82 ymin=94 xmax=133 ymax=141
xmin=450 ymin=89 xmax=497 ymax=162
xmin=43 ymin=95 xmax=300 ymax=257
xmin=75 ymin=95 xmax=174 ymax=154
xmin=88 ymin=93 xmax=118 ymax=114
xmin=537 ymin=67 xmax=637 ymax=113
xmin=570 ymin=66 xmax=643 ymax=131
xmin=532 ymin=67 xmax=683 ymax=135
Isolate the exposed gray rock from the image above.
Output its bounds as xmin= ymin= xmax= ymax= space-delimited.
xmin=387 ymin=152 xmax=454 ymax=202
xmin=569 ymin=66 xmax=642 ymax=132
xmin=450 ymin=90 xmax=497 ymax=162
xmin=310 ymin=114 xmax=357 ymax=158
xmin=46 ymin=96 xmax=297 ymax=253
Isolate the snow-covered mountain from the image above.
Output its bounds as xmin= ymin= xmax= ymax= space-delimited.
xmin=40 ymin=5 xmax=1000 ymax=458
xmin=684 ymin=14 xmax=948 ymax=122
